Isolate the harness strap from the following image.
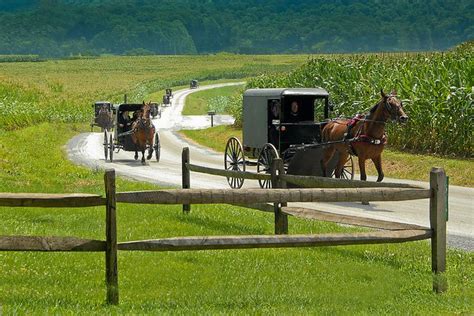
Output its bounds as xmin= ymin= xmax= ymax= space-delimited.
xmin=354 ymin=134 xmax=387 ymax=145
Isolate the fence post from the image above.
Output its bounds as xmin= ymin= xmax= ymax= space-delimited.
xmin=430 ymin=167 xmax=447 ymax=293
xmin=271 ymin=158 xmax=288 ymax=234
xmin=182 ymin=147 xmax=191 ymax=213
xmin=104 ymin=169 xmax=119 ymax=305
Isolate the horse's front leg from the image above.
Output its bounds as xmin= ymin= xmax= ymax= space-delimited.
xmin=134 ymin=151 xmax=138 ymax=160
xmin=372 ymin=155 xmax=384 ymax=182
xmin=146 ymin=140 xmax=154 ymax=160
xmin=141 ymin=149 xmax=146 ymax=164
xmin=358 ymin=157 xmax=370 ymax=205
xmin=358 ymin=157 xmax=367 ymax=181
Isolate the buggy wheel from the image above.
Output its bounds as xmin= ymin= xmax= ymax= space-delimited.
xmin=154 ymin=132 xmax=161 ymax=162
xmin=103 ymin=131 xmax=108 ymax=161
xmin=331 ymin=155 xmax=354 ymax=180
xmin=257 ymin=143 xmax=279 ymax=188
xmin=109 ymin=134 xmax=114 ymax=162
xmin=224 ymin=137 xmax=246 ymax=189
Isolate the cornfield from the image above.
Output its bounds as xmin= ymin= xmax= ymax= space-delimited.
xmin=246 ymin=43 xmax=473 ymax=157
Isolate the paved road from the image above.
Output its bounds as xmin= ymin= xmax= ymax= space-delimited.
xmin=67 ymin=83 xmax=473 ymax=251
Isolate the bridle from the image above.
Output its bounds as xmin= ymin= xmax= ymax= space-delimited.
xmin=383 ymin=95 xmax=403 ymax=122
xmin=134 ymin=106 xmax=153 ymax=132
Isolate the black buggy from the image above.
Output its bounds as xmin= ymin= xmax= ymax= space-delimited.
xmin=162 ymin=94 xmax=172 ymax=107
xmin=103 ymin=103 xmax=160 ymax=163
xmin=190 ymin=80 xmax=199 ymax=89
xmin=224 ymin=88 xmax=354 ymax=188
xmin=91 ymin=101 xmax=113 ymax=131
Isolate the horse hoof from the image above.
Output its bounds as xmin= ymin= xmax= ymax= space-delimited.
xmin=362 ymin=201 xmax=370 ymax=205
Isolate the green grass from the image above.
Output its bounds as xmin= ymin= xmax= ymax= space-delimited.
xmin=180 ymin=125 xmax=474 ymax=187
xmin=0 ymin=123 xmax=472 ymax=313
xmin=182 ymin=83 xmax=244 ymax=115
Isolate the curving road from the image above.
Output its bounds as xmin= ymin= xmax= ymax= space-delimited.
xmin=67 ymin=83 xmax=473 ymax=251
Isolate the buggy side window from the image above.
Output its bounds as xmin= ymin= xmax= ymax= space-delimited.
xmin=267 ymin=99 xmax=280 ymax=148
xmin=268 ymin=99 xmax=280 ymax=123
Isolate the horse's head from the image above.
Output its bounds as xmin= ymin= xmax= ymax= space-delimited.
xmin=380 ymin=89 xmax=408 ymax=123
xmin=141 ymin=101 xmax=152 ymax=119
xmin=134 ymin=101 xmax=154 ymax=131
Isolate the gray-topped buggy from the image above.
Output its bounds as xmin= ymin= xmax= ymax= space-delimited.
xmin=224 ymin=88 xmax=354 ymax=188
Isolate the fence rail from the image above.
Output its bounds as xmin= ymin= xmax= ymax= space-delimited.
xmin=117 ymin=230 xmax=432 ymax=252
xmin=280 ymin=173 xmax=423 ymax=189
xmin=187 ymin=163 xmax=271 ymax=180
xmin=281 ymin=207 xmax=428 ymax=231
xmin=116 ymin=187 xmax=431 ymax=205
xmin=0 ymin=193 xmax=105 ymax=207
xmin=0 ymin=236 xmax=106 ymax=251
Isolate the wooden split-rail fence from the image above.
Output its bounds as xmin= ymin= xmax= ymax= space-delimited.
xmin=0 ymin=148 xmax=448 ymax=305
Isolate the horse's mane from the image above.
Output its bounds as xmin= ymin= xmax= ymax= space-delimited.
xmin=369 ymin=99 xmax=381 ymax=114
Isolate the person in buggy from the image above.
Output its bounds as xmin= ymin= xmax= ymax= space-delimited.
xmin=118 ymin=111 xmax=132 ymax=133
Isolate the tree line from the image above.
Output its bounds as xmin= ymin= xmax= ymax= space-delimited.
xmin=0 ymin=0 xmax=472 ymax=57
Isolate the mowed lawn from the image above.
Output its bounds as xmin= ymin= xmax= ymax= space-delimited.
xmin=0 ymin=123 xmax=472 ymax=314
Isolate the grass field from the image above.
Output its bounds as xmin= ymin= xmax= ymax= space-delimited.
xmin=180 ymin=125 xmax=474 ymax=187
xmin=182 ymin=83 xmax=245 ymax=115
xmin=0 ymin=53 xmax=472 ymax=313
xmin=0 ymin=123 xmax=472 ymax=314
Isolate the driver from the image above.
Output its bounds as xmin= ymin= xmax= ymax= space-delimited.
xmin=118 ymin=111 xmax=132 ymax=132
xmin=286 ymin=101 xmax=300 ymax=123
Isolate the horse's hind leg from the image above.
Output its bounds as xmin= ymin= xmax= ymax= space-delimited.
xmin=335 ymin=151 xmax=350 ymax=178
xmin=134 ymin=151 xmax=138 ymax=160
xmin=141 ymin=150 xmax=146 ymax=164
xmin=372 ymin=155 xmax=384 ymax=182
xmin=321 ymin=146 xmax=336 ymax=177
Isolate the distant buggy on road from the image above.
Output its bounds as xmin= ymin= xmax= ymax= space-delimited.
xmin=91 ymin=101 xmax=113 ymax=131
xmin=190 ymin=79 xmax=199 ymax=89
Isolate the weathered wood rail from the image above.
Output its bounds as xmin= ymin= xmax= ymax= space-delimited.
xmin=0 ymin=159 xmax=448 ymax=304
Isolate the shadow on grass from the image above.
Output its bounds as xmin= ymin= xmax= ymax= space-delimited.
xmin=176 ymin=211 xmax=269 ymax=236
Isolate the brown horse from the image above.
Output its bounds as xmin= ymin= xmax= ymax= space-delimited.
xmin=131 ymin=102 xmax=156 ymax=164
xmin=321 ymin=90 xmax=408 ymax=182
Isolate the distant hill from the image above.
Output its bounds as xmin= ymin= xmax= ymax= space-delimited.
xmin=0 ymin=0 xmax=472 ymax=57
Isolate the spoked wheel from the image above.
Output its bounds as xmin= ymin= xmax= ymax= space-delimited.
xmin=224 ymin=137 xmax=246 ymax=189
xmin=257 ymin=143 xmax=279 ymax=188
xmin=109 ymin=134 xmax=114 ymax=162
xmin=103 ymin=131 xmax=108 ymax=161
xmin=154 ymin=132 xmax=161 ymax=162
xmin=331 ymin=155 xmax=355 ymax=180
